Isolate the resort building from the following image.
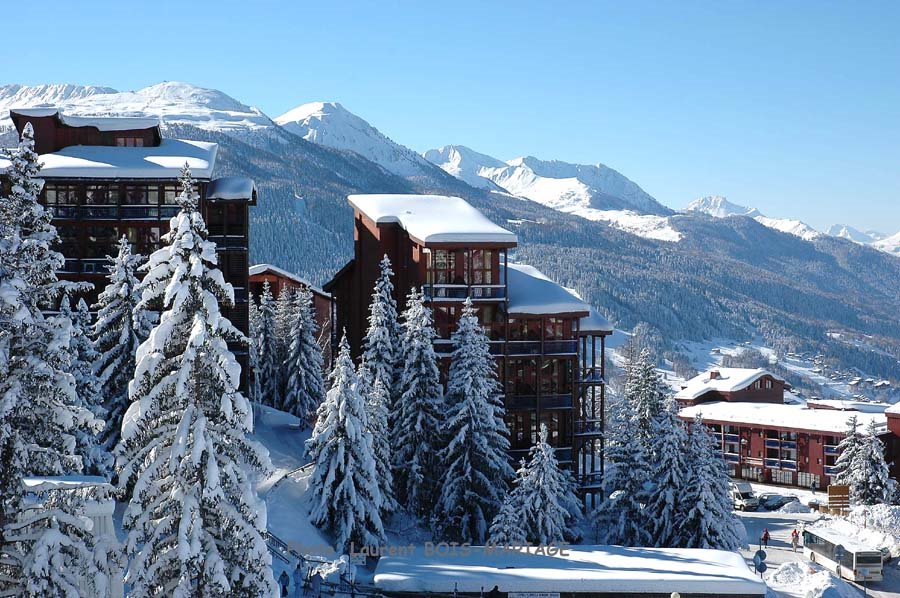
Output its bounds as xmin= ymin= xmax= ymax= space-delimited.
xmin=324 ymin=194 xmax=612 ymax=491
xmin=680 ymin=368 xmax=898 ymax=488
xmin=0 ymin=108 xmax=256 ymax=385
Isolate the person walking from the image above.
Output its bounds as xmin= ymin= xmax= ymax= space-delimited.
xmin=760 ymin=528 xmax=770 ymax=548
xmin=279 ymin=570 xmax=290 ymax=597
xmin=790 ymin=528 xmax=800 ymax=552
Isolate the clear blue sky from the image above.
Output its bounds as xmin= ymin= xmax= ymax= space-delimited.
xmin=5 ymin=1 xmax=899 ymax=231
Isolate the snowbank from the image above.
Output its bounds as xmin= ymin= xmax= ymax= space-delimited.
xmin=820 ymin=505 xmax=900 ymax=558
xmin=767 ymin=561 xmax=857 ymax=598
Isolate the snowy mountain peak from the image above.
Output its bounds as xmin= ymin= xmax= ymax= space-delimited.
xmin=275 ymin=100 xmax=435 ymax=178
xmin=0 ymin=81 xmax=273 ymax=132
xmin=685 ymin=196 xmax=761 ymax=218
xmin=825 ymin=224 xmax=887 ymax=245
xmin=421 ymin=145 xmax=507 ymax=190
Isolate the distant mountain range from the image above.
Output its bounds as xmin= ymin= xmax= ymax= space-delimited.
xmin=2 ymin=81 xmax=899 ymax=380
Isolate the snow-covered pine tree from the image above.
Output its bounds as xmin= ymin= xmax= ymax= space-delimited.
xmin=851 ymin=419 xmax=891 ymax=505
xmin=282 ymin=287 xmax=325 ymax=423
xmin=0 ymin=122 xmax=100 ymax=591
xmin=487 ymin=475 xmax=528 ymax=547
xmin=357 ymin=255 xmax=402 ymax=518
xmin=116 ymin=166 xmax=276 ymax=597
xmin=643 ymin=398 xmax=690 ymax=548
xmin=391 ymin=288 xmax=445 ymax=518
xmin=63 ymin=297 xmax=111 ymax=476
xmin=592 ymin=397 xmax=652 ymax=546
xmin=436 ymin=297 xmax=513 ymax=543
xmin=832 ymin=415 xmax=862 ymax=487
xmin=247 ymin=297 xmax=262 ymax=403
xmin=515 ymin=424 xmax=581 ymax=544
xmin=306 ymin=335 xmax=385 ymax=552
xmin=630 ymin=347 xmax=668 ymax=445
xmin=680 ymin=415 xmax=742 ymax=550
xmin=273 ymin=285 xmax=294 ymax=400
xmin=255 ymin=281 xmax=280 ymax=408
xmin=91 ymin=236 xmax=152 ymax=456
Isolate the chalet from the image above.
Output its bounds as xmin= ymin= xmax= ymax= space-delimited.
xmin=680 ymin=367 xmax=897 ymax=488
xmin=249 ymin=263 xmax=334 ymax=362
xmin=324 ymin=194 xmax=612 ymax=493
xmin=675 ymin=367 xmax=788 ymax=406
xmin=0 ymin=108 xmax=256 ymax=386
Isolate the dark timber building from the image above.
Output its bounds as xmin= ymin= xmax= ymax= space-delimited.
xmin=324 ymin=194 xmax=613 ymax=495
xmin=1 ymin=108 xmax=256 ymax=386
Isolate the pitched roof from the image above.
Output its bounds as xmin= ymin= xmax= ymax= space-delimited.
xmin=206 ymin=176 xmax=257 ymax=200
xmin=348 ymin=194 xmax=517 ymax=245
xmin=675 ymin=368 xmax=784 ymax=401
xmin=248 ymin=263 xmax=330 ymax=298
xmin=679 ymin=400 xmax=888 ymax=435
xmin=505 ymin=263 xmax=590 ymax=316
xmin=9 ymin=107 xmax=160 ymax=131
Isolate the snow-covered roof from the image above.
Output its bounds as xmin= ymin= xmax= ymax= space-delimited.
xmin=206 ymin=176 xmax=257 ymax=201
xmin=886 ymin=402 xmax=900 ymax=417
xmin=581 ymin=306 xmax=614 ymax=334
xmin=675 ymin=368 xmax=784 ymax=401
xmin=505 ymin=263 xmax=590 ymax=316
xmin=10 ymin=107 xmax=160 ymax=131
xmin=680 ymin=401 xmax=888 ymax=435
xmin=348 ymin=194 xmax=517 ymax=245
xmin=807 ymin=399 xmax=887 ymax=414
xmin=373 ymin=545 xmax=764 ymax=595
xmin=248 ymin=264 xmax=330 ymax=298
xmin=0 ymin=138 xmax=218 ymax=179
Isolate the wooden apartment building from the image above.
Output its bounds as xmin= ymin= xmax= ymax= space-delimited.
xmin=325 ymin=194 xmax=613 ymax=492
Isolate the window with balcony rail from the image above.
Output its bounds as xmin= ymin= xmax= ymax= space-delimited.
xmin=541 ymin=358 xmax=573 ymax=396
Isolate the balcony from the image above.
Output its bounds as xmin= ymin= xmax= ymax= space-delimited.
xmin=426 ymin=284 xmax=506 ymax=301
xmin=723 ymin=452 xmax=741 ymax=464
xmin=724 ymin=433 xmax=740 ymax=443
xmin=781 ymin=441 xmax=797 ymax=451
xmin=824 ymin=465 xmax=840 ymax=476
xmin=544 ymin=340 xmax=578 ymax=355
xmin=208 ymin=235 xmax=249 ymax=249
xmin=48 ymin=206 xmax=78 ymax=219
xmin=579 ymin=369 xmax=605 ymax=384
xmin=507 ymin=340 xmax=542 ymax=356
xmin=79 ymin=206 xmax=118 ymax=219
xmin=780 ymin=459 xmax=797 ymax=471
xmin=506 ymin=394 xmax=573 ymax=410
xmin=765 ymin=439 xmax=781 ymax=449
xmin=574 ymin=419 xmax=603 ymax=436
xmin=120 ymin=205 xmax=159 ymax=220
xmin=764 ymin=458 xmax=781 ymax=469
xmin=434 ymin=339 xmax=505 ymax=356
xmin=824 ymin=445 xmax=840 ymax=456
xmin=579 ymin=471 xmax=603 ymax=490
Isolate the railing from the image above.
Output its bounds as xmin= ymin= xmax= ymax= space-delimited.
xmin=48 ymin=206 xmax=77 ymax=219
xmin=208 ymin=235 xmax=248 ymax=249
xmin=580 ymin=471 xmax=603 ymax=489
xmin=79 ymin=206 xmax=118 ymax=219
xmin=426 ymin=283 xmax=506 ymax=300
xmin=545 ymin=340 xmax=578 ymax=354
xmin=80 ymin=259 xmax=108 ymax=274
xmin=433 ymin=339 xmax=504 ymax=355
xmin=120 ymin=205 xmax=159 ymax=219
xmin=765 ymin=439 xmax=781 ymax=448
xmin=579 ymin=369 xmax=604 ymax=384
xmin=781 ymin=441 xmax=797 ymax=451
xmin=780 ymin=459 xmax=797 ymax=471
xmin=764 ymin=458 xmax=781 ymax=469
xmin=824 ymin=445 xmax=840 ymax=456
xmin=507 ymin=340 xmax=542 ymax=355
xmin=574 ymin=419 xmax=603 ymax=436
xmin=505 ymin=394 xmax=573 ymax=410
xmin=824 ymin=465 xmax=840 ymax=476
xmin=724 ymin=433 xmax=740 ymax=443
xmin=724 ymin=452 xmax=741 ymax=463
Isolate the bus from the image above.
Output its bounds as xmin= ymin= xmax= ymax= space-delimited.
xmin=802 ymin=526 xmax=883 ymax=582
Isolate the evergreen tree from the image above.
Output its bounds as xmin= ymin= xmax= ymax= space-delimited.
xmin=91 ymin=236 xmax=152 ymax=457
xmin=833 ymin=415 xmax=863 ymax=487
xmin=0 ymin=123 xmax=100 ymax=591
xmin=488 ymin=478 xmax=528 ymax=547
xmin=515 ymin=425 xmax=581 ymax=544
xmin=247 ymin=297 xmax=262 ymax=403
xmin=282 ymin=287 xmax=325 ymax=423
xmin=392 ymin=288 xmax=444 ymax=518
xmin=64 ymin=297 xmax=111 ymax=476
xmin=851 ymin=419 xmax=891 ymax=505
xmin=255 ymin=282 xmax=280 ymax=407
xmin=643 ymin=399 xmax=690 ymax=548
xmin=630 ymin=347 xmax=668 ymax=445
xmin=680 ymin=415 xmax=742 ymax=551
xmin=117 ymin=166 xmax=276 ymax=597
xmin=592 ymin=398 xmax=652 ymax=546
xmin=273 ymin=286 xmax=294 ymax=399
xmin=306 ymin=335 xmax=385 ymax=552
xmin=436 ymin=298 xmax=513 ymax=543
xmin=357 ymin=256 xmax=401 ymax=518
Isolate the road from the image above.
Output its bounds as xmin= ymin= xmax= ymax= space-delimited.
xmin=737 ymin=510 xmax=900 ymax=597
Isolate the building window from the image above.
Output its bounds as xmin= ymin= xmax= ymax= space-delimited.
xmin=116 ymin=136 xmax=144 ymax=147
xmin=84 ymin=226 xmax=119 ymax=259
xmin=471 ymin=249 xmax=493 ymax=284
xmin=766 ymin=379 xmax=773 ymax=389
xmin=545 ymin=317 xmax=566 ymax=340
xmin=541 ymin=358 xmax=573 ymax=396
xmin=509 ymin=318 xmax=541 ymax=341
xmin=507 ymin=359 xmax=537 ymax=396
xmin=428 ymin=249 xmax=456 ymax=284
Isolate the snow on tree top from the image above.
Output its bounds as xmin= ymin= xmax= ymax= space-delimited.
xmin=9 ymin=107 xmax=161 ymax=131
xmin=675 ymin=368 xmax=784 ymax=401
xmin=0 ymin=138 xmax=218 ymax=179
xmin=348 ymin=194 xmax=518 ymax=245
xmin=373 ymin=545 xmax=765 ymax=595
xmin=206 ymin=176 xmax=257 ymax=201
xmin=679 ymin=400 xmax=888 ymax=435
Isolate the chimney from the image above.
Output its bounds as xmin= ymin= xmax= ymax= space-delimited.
xmin=709 ymin=370 xmax=721 ymax=380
